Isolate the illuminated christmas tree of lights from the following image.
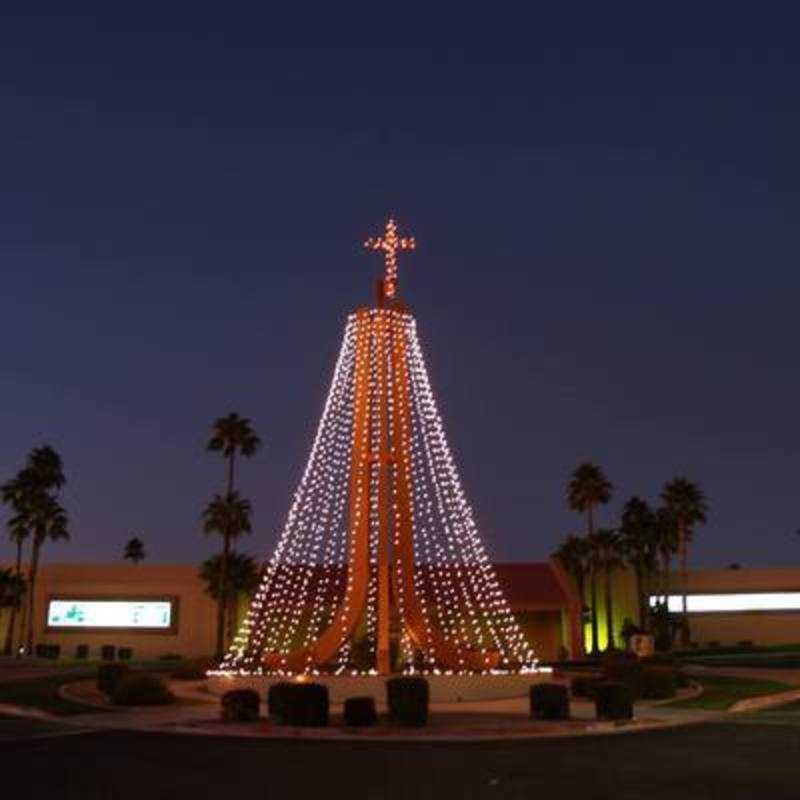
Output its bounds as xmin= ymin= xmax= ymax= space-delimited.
xmin=221 ymin=219 xmax=537 ymax=675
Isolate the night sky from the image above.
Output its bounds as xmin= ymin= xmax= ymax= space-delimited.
xmin=0 ymin=7 xmax=796 ymax=568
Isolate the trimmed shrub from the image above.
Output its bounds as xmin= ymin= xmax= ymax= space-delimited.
xmin=570 ymin=676 xmax=603 ymax=698
xmin=288 ymin=683 xmax=329 ymax=727
xmin=530 ymin=683 xmax=569 ymax=720
xmin=221 ymin=689 xmax=260 ymax=722
xmin=267 ymin=682 xmax=295 ymax=723
xmin=75 ymin=644 xmax=89 ymax=660
xmin=641 ymin=653 xmax=676 ymax=667
xmin=101 ymin=645 xmax=116 ymax=661
xmin=112 ymin=674 xmax=175 ymax=706
xmin=603 ymin=657 xmax=645 ymax=700
xmin=267 ymin=682 xmax=329 ymax=727
xmin=97 ymin=663 xmax=130 ymax=696
xmin=675 ymin=670 xmax=691 ymax=689
xmin=344 ymin=696 xmax=378 ymax=727
xmin=118 ymin=647 xmax=133 ymax=661
xmin=171 ymin=657 xmax=215 ymax=680
xmin=641 ymin=667 xmax=676 ymax=700
xmin=595 ymin=682 xmax=634 ymax=721
xmin=386 ymin=677 xmax=428 ymax=727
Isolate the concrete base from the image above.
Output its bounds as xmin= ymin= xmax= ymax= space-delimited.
xmin=207 ymin=671 xmax=560 ymax=704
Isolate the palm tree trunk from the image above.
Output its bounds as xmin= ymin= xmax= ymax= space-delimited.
xmin=589 ymin=569 xmax=599 ymax=655
xmin=3 ymin=540 xmax=23 ymax=656
xmin=604 ymin=568 xmax=614 ymax=651
xmin=576 ymin=572 xmax=586 ymax=655
xmin=16 ymin=587 xmax=27 ymax=658
xmin=661 ymin=552 xmax=671 ymax=606
xmin=679 ymin=521 xmax=690 ymax=646
xmin=634 ymin=563 xmax=646 ymax=630
xmin=227 ymin=591 xmax=238 ymax=644
xmin=216 ymin=533 xmax=230 ymax=657
xmin=227 ymin=452 xmax=236 ymax=497
xmin=25 ymin=538 xmax=42 ymax=656
xmin=2 ymin=603 xmax=15 ymax=656
xmin=215 ymin=452 xmax=236 ymax=658
xmin=585 ymin=506 xmax=599 ymax=654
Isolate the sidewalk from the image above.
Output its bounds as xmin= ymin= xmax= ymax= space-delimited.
xmin=46 ymin=679 xmax=720 ymax=742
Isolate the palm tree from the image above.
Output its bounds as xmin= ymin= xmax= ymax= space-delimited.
xmin=618 ymin=496 xmax=659 ymax=629
xmin=654 ymin=506 xmax=679 ymax=605
xmin=202 ymin=492 xmax=253 ymax=655
xmin=553 ymin=535 xmax=591 ymax=652
xmin=207 ymin=413 xmax=262 ymax=498
xmin=206 ymin=414 xmax=261 ymax=658
xmin=591 ymin=528 xmax=623 ymax=651
xmin=200 ymin=552 xmax=260 ymax=644
xmin=584 ymin=533 xmax=604 ymax=655
xmin=661 ymin=477 xmax=708 ymax=644
xmin=0 ymin=569 xmax=25 ymax=654
xmin=22 ymin=493 xmax=68 ymax=654
xmin=1 ymin=446 xmax=68 ymax=654
xmin=567 ymin=463 xmax=613 ymax=541
xmin=567 ymin=463 xmax=612 ymax=655
xmin=123 ymin=537 xmax=146 ymax=564
xmin=1 ymin=495 xmax=30 ymax=656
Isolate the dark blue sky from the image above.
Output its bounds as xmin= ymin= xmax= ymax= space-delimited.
xmin=0 ymin=6 xmax=796 ymax=567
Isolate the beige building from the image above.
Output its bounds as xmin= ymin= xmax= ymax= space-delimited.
xmin=593 ymin=565 xmax=800 ymax=650
xmin=0 ymin=563 xmax=217 ymax=660
xmin=2 ymin=560 xmax=799 ymax=661
xmin=655 ymin=566 xmax=800 ymax=648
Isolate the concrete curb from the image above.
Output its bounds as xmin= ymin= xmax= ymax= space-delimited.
xmin=1 ymin=678 xmax=722 ymax=744
xmin=729 ymin=688 xmax=800 ymax=714
xmin=0 ymin=702 xmax=54 ymax=719
xmin=57 ymin=681 xmax=114 ymax=711
xmin=156 ymin=717 xmax=686 ymax=743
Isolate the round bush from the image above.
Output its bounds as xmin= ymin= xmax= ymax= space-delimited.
xmin=344 ymin=696 xmax=378 ymax=727
xmin=603 ymin=658 xmax=644 ymax=699
xmin=221 ymin=689 xmax=260 ymax=722
xmin=268 ymin=682 xmax=328 ymax=727
xmin=97 ymin=663 xmax=130 ymax=696
xmin=267 ymin=682 xmax=294 ymax=722
xmin=641 ymin=666 xmax=677 ymax=699
xmin=594 ymin=682 xmax=633 ymax=721
xmin=386 ymin=677 xmax=428 ymax=727
xmin=570 ymin=675 xmax=603 ymax=698
xmin=530 ymin=683 xmax=570 ymax=720
xmin=112 ymin=674 xmax=175 ymax=706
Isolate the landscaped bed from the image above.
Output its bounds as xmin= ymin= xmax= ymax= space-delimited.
xmin=665 ymin=674 xmax=792 ymax=710
xmin=0 ymin=674 xmax=107 ymax=716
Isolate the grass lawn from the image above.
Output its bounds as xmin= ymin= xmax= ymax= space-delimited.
xmin=667 ymin=673 xmax=792 ymax=710
xmin=0 ymin=674 xmax=107 ymax=716
xmin=676 ymin=642 xmax=800 ymax=658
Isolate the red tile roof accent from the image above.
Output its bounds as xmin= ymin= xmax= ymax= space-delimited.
xmin=493 ymin=562 xmax=577 ymax=610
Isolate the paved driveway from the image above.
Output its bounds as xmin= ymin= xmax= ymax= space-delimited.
xmin=2 ymin=720 xmax=800 ymax=799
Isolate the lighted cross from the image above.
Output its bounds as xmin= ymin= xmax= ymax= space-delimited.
xmin=364 ymin=218 xmax=416 ymax=300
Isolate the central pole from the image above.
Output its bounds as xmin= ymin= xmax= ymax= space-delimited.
xmin=375 ymin=311 xmax=392 ymax=675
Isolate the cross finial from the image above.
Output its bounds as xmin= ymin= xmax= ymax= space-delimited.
xmin=363 ymin=217 xmax=416 ymax=301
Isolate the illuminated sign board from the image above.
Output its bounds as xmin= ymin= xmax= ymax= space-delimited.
xmin=649 ymin=593 xmax=800 ymax=614
xmin=46 ymin=599 xmax=173 ymax=630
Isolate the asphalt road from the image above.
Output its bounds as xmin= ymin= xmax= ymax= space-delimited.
xmin=2 ymin=717 xmax=800 ymax=800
